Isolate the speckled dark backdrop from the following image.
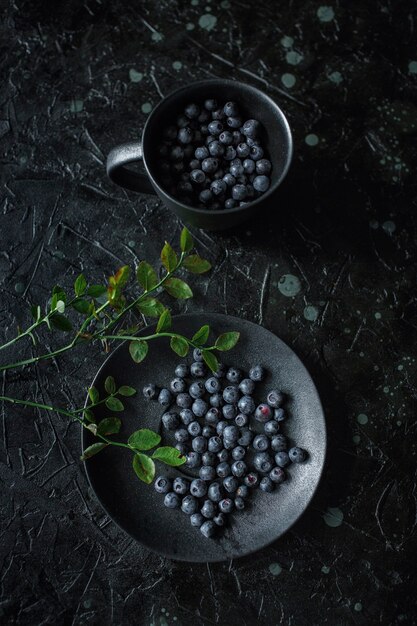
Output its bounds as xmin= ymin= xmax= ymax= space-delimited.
xmin=1 ymin=0 xmax=417 ymax=624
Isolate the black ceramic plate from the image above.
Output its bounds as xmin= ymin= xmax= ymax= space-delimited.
xmin=82 ymin=314 xmax=326 ymax=562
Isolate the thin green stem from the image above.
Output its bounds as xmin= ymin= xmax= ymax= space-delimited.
xmin=101 ymin=331 xmax=204 ymax=351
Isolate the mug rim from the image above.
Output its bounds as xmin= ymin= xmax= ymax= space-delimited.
xmin=141 ymin=78 xmax=293 ymax=216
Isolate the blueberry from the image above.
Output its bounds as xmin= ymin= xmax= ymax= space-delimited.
xmin=201 ymin=158 xmax=219 ymax=175
xmin=200 ymin=520 xmax=216 ymax=537
xmin=232 ymin=130 xmax=245 ymax=145
xmin=239 ymin=201 xmax=250 ymax=207
xmin=223 ymin=475 xmax=239 ymax=493
xmin=253 ymin=452 xmax=274 ymax=474
xmin=175 ymin=363 xmax=189 ymax=378
xmin=208 ymin=140 xmax=225 ymax=158
xmin=222 ymin=404 xmax=237 ymax=420
xmin=188 ymin=421 xmax=202 ymax=437
xmin=264 ymin=420 xmax=280 ymax=437
xmin=244 ymin=472 xmax=260 ymax=488
xmin=210 ymin=179 xmax=227 ymax=196
xmin=242 ymin=158 xmax=256 ymax=174
xmin=249 ymin=365 xmax=265 ymax=382
xmin=170 ymin=145 xmax=184 ymax=162
xmin=185 ymin=451 xmax=201 ymax=469
xmin=256 ymin=158 xmax=272 ymax=175
xmin=193 ymin=435 xmax=208 ymax=453
xmin=180 ymin=408 xmax=194 ymax=426
xmin=210 ymin=393 xmax=224 ymax=410
xmin=267 ymin=390 xmax=284 ymax=408
xmin=227 ymin=116 xmax=242 ymax=129
xmin=190 ymin=169 xmax=206 ymax=184
xmin=164 ymin=492 xmax=181 ymax=509
xmin=225 ymin=198 xmax=237 ymax=209
xmin=238 ymin=395 xmax=255 ymax=415
xmin=158 ymin=388 xmax=173 ymax=407
xmin=190 ymin=361 xmax=207 ymax=377
xmin=216 ymin=421 xmax=228 ymax=436
xmin=163 ymin=125 xmax=178 ymax=140
xmin=162 ymin=411 xmax=180 ymax=430
xmin=274 ymin=451 xmax=290 ymax=467
xmin=242 ymin=119 xmax=261 ymax=138
xmin=173 ymin=477 xmax=189 ymax=495
xmin=204 ymin=98 xmax=218 ymax=111
xmin=192 ymin=398 xmax=208 ymax=418
xmin=143 ymin=383 xmax=159 ymax=400
xmin=202 ymin=451 xmax=217 ymax=466
xmin=205 ymin=377 xmax=221 ymax=394
xmin=219 ymin=498 xmax=234 ymax=513
xmin=191 ymin=348 xmax=203 ymax=362
xmin=189 ymin=381 xmax=205 ymax=399
xmin=224 ymin=101 xmax=239 ymax=117
xmin=235 ymin=412 xmax=249 ymax=428
xmin=236 ymin=484 xmax=249 ymax=499
xmin=175 ymin=443 xmax=188 ymax=455
xmin=223 ymin=424 xmax=239 ymax=442
xmin=253 ymin=434 xmax=270 ymax=451
xmin=219 ymin=130 xmax=233 ymax=145
xmin=224 ymin=146 xmax=237 ymax=161
xmin=205 ymin=134 xmax=216 ymax=146
xmin=199 ymin=189 xmax=213 ymax=204
xmin=176 ymin=114 xmax=188 ymax=128
xmin=190 ymin=512 xmax=204 ymax=527
xmin=229 ymin=161 xmax=244 ymax=177
xmin=213 ymin=513 xmax=226 ymax=527
xmin=223 ymin=173 xmax=236 ymax=187
xmin=212 ymin=108 xmax=226 ymax=120
xmin=222 ymin=386 xmax=239 ymax=405
xmin=207 ymin=483 xmax=223 ymax=503
xmin=232 ymin=184 xmax=247 ymax=201
xmin=189 ymin=158 xmax=201 ymax=171
xmin=259 ymin=477 xmax=275 ymax=492
xmin=154 ymin=475 xmax=172 ymax=493
xmin=175 ymin=428 xmax=189 ymax=443
xmin=199 ymin=465 xmax=216 ymax=481
xmin=208 ymin=436 xmax=223 ymax=453
xmin=185 ymin=103 xmax=200 ymax=119
xmin=231 ymin=446 xmax=246 ymax=461
xmin=223 ymin=438 xmax=235 ymax=450
xmin=237 ymin=143 xmax=250 ymax=158
xmin=238 ymin=428 xmax=254 ymax=447
xmin=208 ymin=120 xmax=223 ymax=135
xmin=205 ymin=407 xmax=220 ymax=425
xmin=178 ymin=127 xmax=194 ymax=145
xmin=190 ymin=478 xmax=208 ymax=498
xmin=202 ymin=425 xmax=215 ymax=438
xmin=216 ymin=462 xmax=231 ymax=478
xmin=170 ymin=377 xmax=186 ymax=394
xmin=255 ymin=404 xmax=273 ymax=423
xmin=234 ymin=496 xmax=246 ymax=510
xmin=181 ymin=494 xmax=199 ymax=515
xmin=231 ymin=460 xmax=247 ymax=478
xmin=271 ymin=434 xmax=288 ymax=452
xmin=288 ymin=447 xmax=307 ymax=463
xmin=239 ymin=378 xmax=255 ymax=395
xmin=195 ymin=146 xmax=209 ymax=160
xmin=217 ymin=450 xmax=229 ymax=465
xmin=250 ymin=145 xmax=264 ymax=161
xmin=253 ymin=175 xmax=270 ymax=192
xmin=176 ymin=393 xmax=193 ymax=409
xmin=274 ymin=408 xmax=286 ymax=422
xmin=269 ymin=467 xmax=286 ymax=483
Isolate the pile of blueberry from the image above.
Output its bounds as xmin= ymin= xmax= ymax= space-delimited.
xmin=158 ymin=99 xmax=272 ymax=210
xmin=143 ymin=350 xmax=307 ymax=539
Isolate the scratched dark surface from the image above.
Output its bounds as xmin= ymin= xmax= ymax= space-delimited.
xmin=1 ymin=0 xmax=417 ymax=624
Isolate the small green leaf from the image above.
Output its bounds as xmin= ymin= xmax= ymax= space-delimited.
xmin=52 ymin=285 xmax=66 ymax=303
xmin=72 ymin=298 xmax=91 ymax=315
xmin=180 ymin=227 xmax=194 ymax=253
xmin=50 ymin=313 xmax=73 ymax=332
xmin=136 ymin=261 xmax=158 ymax=291
xmin=129 ymin=339 xmax=149 ymax=363
xmin=88 ymin=386 xmax=99 ymax=404
xmin=88 ymin=285 xmax=107 ymax=298
xmin=105 ymin=376 xmax=116 ymax=394
xmin=137 ymin=297 xmax=165 ymax=318
xmin=202 ymin=350 xmax=219 ymax=373
xmin=105 ymin=396 xmax=124 ymax=412
xmin=152 ymin=446 xmax=186 ymax=466
xmin=192 ymin=325 xmax=210 ymax=346
xmin=97 ymin=417 xmax=121 ymax=435
xmin=50 ymin=292 xmax=58 ymax=311
xmin=80 ymin=442 xmax=108 ymax=460
xmin=31 ymin=305 xmax=41 ymax=321
xmin=133 ymin=453 xmax=155 ymax=484
xmin=74 ymin=274 xmax=87 ymax=296
xmin=128 ymin=428 xmax=161 ymax=450
xmin=107 ymin=266 xmax=130 ymax=309
xmin=118 ymin=385 xmax=136 ymax=397
xmin=56 ymin=300 xmax=65 ymax=313
xmin=170 ymin=336 xmax=189 ymax=357
xmin=183 ymin=255 xmax=211 ymax=274
xmin=164 ymin=277 xmax=193 ymax=299
xmin=161 ymin=242 xmax=178 ymax=272
xmin=84 ymin=409 xmax=95 ymax=423
xmin=156 ymin=309 xmax=171 ymax=333
xmin=86 ymin=423 xmax=97 ymax=435
xmin=215 ymin=331 xmax=240 ymax=351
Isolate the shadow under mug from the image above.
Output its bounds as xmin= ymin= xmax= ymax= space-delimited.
xmin=106 ymin=79 xmax=293 ymax=231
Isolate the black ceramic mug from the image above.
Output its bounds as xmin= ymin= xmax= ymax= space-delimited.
xmin=106 ymin=79 xmax=293 ymax=231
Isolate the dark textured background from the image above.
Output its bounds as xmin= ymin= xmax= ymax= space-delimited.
xmin=1 ymin=0 xmax=417 ymax=624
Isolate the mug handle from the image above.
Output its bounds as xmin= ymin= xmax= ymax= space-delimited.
xmin=106 ymin=141 xmax=156 ymax=194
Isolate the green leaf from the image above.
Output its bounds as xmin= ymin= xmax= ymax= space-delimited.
xmin=56 ymin=300 xmax=65 ymax=313
xmin=80 ymin=442 xmax=108 ymax=460
xmin=192 ymin=325 xmax=210 ymax=346
xmin=128 ymin=428 xmax=161 ymax=450
xmin=164 ymin=277 xmax=193 ymax=299
xmin=84 ymin=408 xmax=95 ymax=423
xmin=129 ymin=339 xmax=149 ymax=363
xmin=202 ymin=350 xmax=219 ymax=373
xmin=50 ymin=313 xmax=73 ymax=332
xmin=88 ymin=285 xmax=107 ymax=298
xmin=136 ymin=261 xmax=158 ymax=291
xmin=132 ymin=453 xmax=155 ymax=484
xmin=88 ymin=386 xmax=99 ymax=404
xmin=52 ymin=285 xmax=66 ymax=303
xmin=97 ymin=417 xmax=121 ymax=435
xmin=118 ymin=385 xmax=136 ymax=396
xmin=50 ymin=292 xmax=58 ymax=311
xmin=215 ymin=331 xmax=240 ymax=351
xmin=31 ymin=305 xmax=41 ymax=322
xmin=180 ymin=227 xmax=193 ymax=253
xmin=137 ymin=297 xmax=165 ymax=318
xmin=107 ymin=266 xmax=130 ymax=309
xmin=74 ymin=274 xmax=87 ymax=296
xmin=152 ymin=446 xmax=186 ymax=467
xmin=86 ymin=423 xmax=97 ymax=435
xmin=170 ymin=336 xmax=189 ymax=357
xmin=105 ymin=396 xmax=124 ymax=412
xmin=105 ymin=376 xmax=116 ymax=394
xmin=183 ymin=255 xmax=211 ymax=274
xmin=161 ymin=242 xmax=178 ymax=272
xmin=156 ymin=309 xmax=171 ymax=333
xmin=72 ymin=298 xmax=91 ymax=315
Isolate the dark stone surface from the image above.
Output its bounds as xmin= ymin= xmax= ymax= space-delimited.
xmin=1 ymin=0 xmax=416 ymax=624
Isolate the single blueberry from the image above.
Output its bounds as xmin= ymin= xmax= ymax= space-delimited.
xmin=232 ymin=184 xmax=247 ymax=201
xmin=232 ymin=130 xmax=245 ymax=145
xmin=224 ymin=101 xmax=239 ymax=117
xmin=213 ymin=169 xmax=225 ymax=180
xmin=216 ymin=462 xmax=231 ymax=478
xmin=243 ymin=472 xmax=260 ymax=488
xmin=271 ymin=434 xmax=288 ymax=452
xmin=230 ymin=161 xmax=244 ymax=177
xmin=238 ymin=428 xmax=254 ymax=447
xmin=249 ymin=365 xmax=265 ymax=382
xmin=288 ymin=447 xmax=307 ymax=463
xmin=219 ymin=130 xmax=233 ymax=145
xmin=227 ymin=116 xmax=242 ymax=129
xmin=154 ymin=475 xmax=172 ymax=494
xmin=223 ymin=385 xmax=240 ymax=404
xmin=213 ymin=512 xmax=226 ymax=527
xmin=256 ymin=158 xmax=272 ymax=175
xmin=205 ymin=377 xmax=221 ymax=394
xmin=202 ymin=451 xmax=217 ymax=466
xmin=253 ymin=175 xmax=270 ymax=192
xmin=234 ymin=496 xmax=246 ymax=510
xmin=223 ymin=173 xmax=236 ymax=187
xmin=226 ymin=367 xmax=242 ymax=384
xmin=235 ymin=413 xmax=248 ymax=428
xmin=212 ymin=108 xmax=226 ymax=120
xmin=192 ymin=435 xmax=208 ymax=453
xmin=231 ymin=460 xmax=247 ymax=478
xmin=195 ymin=146 xmax=209 ymax=160
xmin=237 ymin=143 xmax=250 ymax=158
xmin=253 ymin=434 xmax=270 ymax=451
xmin=199 ymin=189 xmax=213 ymax=204
xmin=205 ymin=407 xmax=220 ymax=425
xmin=274 ymin=451 xmax=290 ymax=467
xmin=199 ymin=465 xmax=216 ymax=481
xmin=207 ymin=120 xmax=223 ymax=135
xmin=208 ymin=436 xmax=223 ymax=453
xmin=164 ymin=492 xmax=181 ymax=509
xmin=162 ymin=411 xmax=180 ymax=430
xmin=264 ymin=420 xmax=280 ymax=437
xmin=224 ymin=146 xmax=237 ymax=161
xmin=239 ymin=378 xmax=255 ymax=395
xmin=222 ymin=404 xmax=237 ymax=420
xmin=202 ymin=425 xmax=215 ymax=438
xmin=210 ymin=393 xmax=224 ymax=408
xmin=200 ymin=520 xmax=216 ymax=538
xmin=219 ymin=498 xmax=234 ymax=513
xmin=236 ymin=484 xmax=249 ymax=499
xmin=216 ymin=421 xmax=228 ymax=436
xmin=269 ymin=467 xmax=286 ymax=483
xmin=190 ymin=512 xmax=204 ymax=527
xmin=158 ymin=388 xmax=172 ymax=407
xmin=274 ymin=408 xmax=286 ymax=422
xmin=255 ymin=403 xmax=273 ymax=423
xmin=190 ymin=478 xmax=208 ymax=498
xmin=205 ymin=134 xmax=216 ymax=146
xmin=204 ymin=98 xmax=218 ymax=111
xmin=192 ymin=398 xmax=208 ymax=418
xmin=188 ymin=421 xmax=202 ymax=437
xmin=180 ymin=408 xmax=194 ymax=426
xmin=223 ymin=424 xmax=239 ymax=442
xmin=225 ymin=198 xmax=236 ymax=209
xmin=170 ymin=377 xmax=187 ymax=394
xmin=175 ymin=428 xmax=189 ymax=443
xmin=242 ymin=119 xmax=261 ymax=138
xmin=190 ymin=169 xmax=206 ymax=184
xmin=211 ymin=179 xmax=227 ymax=196
xmin=176 ymin=392 xmax=193 ymax=409
xmin=175 ymin=443 xmax=188 ymax=455
xmin=223 ymin=438 xmax=235 ymax=450
xmin=231 ymin=445 xmax=246 ymax=461
xmin=207 ymin=483 xmax=223 ymax=503
xmin=208 ymin=140 xmax=225 ymax=157
xmin=178 ymin=127 xmax=194 ymax=144
xmin=259 ymin=477 xmax=275 ymax=492
xmin=238 ymin=395 xmax=256 ymax=415
xmin=192 ymin=348 xmax=204 ymax=362
xmin=185 ymin=451 xmax=201 ymax=469
xmin=267 ymin=389 xmax=284 ymax=408
xmin=189 ymin=158 xmax=201 ymax=171
xmin=223 ymin=475 xmax=239 ymax=493
xmin=201 ymin=158 xmax=219 ymax=175
xmin=185 ymin=103 xmax=200 ymax=119
xmin=243 ymin=158 xmax=256 ymax=174
xmin=143 ymin=383 xmax=159 ymax=400
xmin=217 ymin=449 xmax=229 ymax=463
xmin=189 ymin=381 xmax=205 ymax=399
xmin=181 ymin=494 xmax=199 ymax=515
xmin=173 ymin=476 xmax=189 ymax=495
xmin=176 ymin=114 xmax=189 ymax=128
xmin=250 ymin=145 xmax=264 ymax=161
xmin=190 ymin=361 xmax=207 ymax=377
xmin=253 ymin=452 xmax=274 ymax=474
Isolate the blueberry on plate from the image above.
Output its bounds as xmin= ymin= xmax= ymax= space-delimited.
xmin=253 ymin=175 xmax=270 ymax=192
xmin=208 ymin=120 xmax=223 ymax=135
xmin=224 ymin=101 xmax=239 ymax=117
xmin=190 ymin=169 xmax=206 ymax=184
xmin=164 ymin=492 xmax=181 ymax=509
xmin=204 ymin=98 xmax=218 ymax=111
xmin=226 ymin=116 xmax=242 ymax=129
xmin=235 ymin=413 xmax=248 ymax=428
xmin=266 ymin=389 xmax=284 ymax=408
xmin=190 ymin=478 xmax=208 ymax=498
xmin=162 ymin=411 xmax=180 ymax=430
xmin=223 ymin=424 xmax=239 ymax=442
xmin=274 ymin=408 xmax=286 ymax=422
xmin=201 ymin=499 xmax=218 ymax=518
xmin=238 ymin=378 xmax=255 ymax=395
xmin=234 ymin=496 xmax=246 ymax=510
xmin=237 ymin=395 xmax=255 ymax=415
xmin=270 ymin=434 xmax=288 ymax=452
xmin=242 ymin=119 xmax=261 ymax=138
xmin=199 ymin=465 xmax=216 ymax=481
xmin=202 ymin=425 xmax=215 ymax=438
xmin=188 ymin=421 xmax=202 ymax=437
xmin=223 ymin=385 xmax=240 ymax=404
xmin=201 ymin=158 xmax=219 ymax=175
xmin=236 ymin=484 xmax=249 ymax=499
xmin=216 ymin=462 xmax=231 ymax=478
xmin=250 ymin=145 xmax=264 ymax=161
xmin=288 ymin=447 xmax=307 ymax=463
xmin=275 ymin=451 xmax=290 ymax=467
xmin=237 ymin=142 xmax=250 ymax=158
xmin=224 ymin=146 xmax=237 ymax=161
xmin=232 ymin=184 xmax=247 ymax=201
xmin=223 ymin=475 xmax=239 ymax=493
xmin=180 ymin=408 xmax=194 ymax=426
xmin=253 ymin=452 xmax=274 ymax=474
xmin=175 ymin=363 xmax=189 ymax=378
xmin=174 ymin=428 xmax=189 ymax=443
xmin=242 ymin=158 xmax=255 ymax=175
xmin=181 ymin=494 xmax=199 ymax=515
xmin=217 ymin=449 xmax=229 ymax=464
xmin=205 ymin=377 xmax=221 ymax=394
xmin=143 ymin=383 xmax=159 ymax=400
xmin=259 ymin=477 xmax=275 ymax=492
xmin=213 ymin=512 xmax=226 ymax=527
xmin=199 ymin=189 xmax=213 ymax=205
xmin=216 ymin=421 xmax=228 ymax=436
xmin=244 ymin=471 xmax=260 ymax=488
xmin=193 ymin=348 xmax=204 ymax=362
xmin=192 ymin=435 xmax=207 ymax=453
xmin=231 ymin=445 xmax=246 ymax=461
xmin=200 ymin=520 xmax=216 ymax=538
xmin=190 ymin=512 xmax=204 ymax=527
xmin=255 ymin=403 xmax=273 ymax=423
xmin=256 ymin=158 xmax=272 ymax=175
xmin=211 ymin=179 xmax=227 ymax=196
xmin=154 ymin=476 xmax=172 ymax=494
xmin=208 ymin=140 xmax=225 ymax=158
xmin=219 ymin=497 xmax=234 ymax=513
xmin=202 ymin=451 xmax=217 ymax=466
xmin=264 ymin=420 xmax=280 ymax=437
xmin=195 ymin=146 xmax=209 ymax=160
xmin=222 ymin=404 xmax=237 ymax=420
xmin=249 ymin=365 xmax=265 ymax=382
xmin=208 ymin=435 xmax=223 ymax=453
xmin=219 ymin=130 xmax=233 ymax=145
xmin=158 ymin=388 xmax=173 ymax=407
xmin=231 ymin=460 xmax=247 ymax=478
xmin=269 ymin=467 xmax=286 ymax=483
xmin=252 ymin=434 xmax=270 ymax=451
xmin=185 ymin=451 xmax=201 ymax=469
xmin=223 ymin=172 xmax=236 ymax=187
xmin=238 ymin=428 xmax=254 ymax=447
xmin=178 ymin=127 xmax=194 ymax=145
xmin=185 ymin=103 xmax=200 ymax=119
xmin=205 ymin=407 xmax=220 ymax=425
